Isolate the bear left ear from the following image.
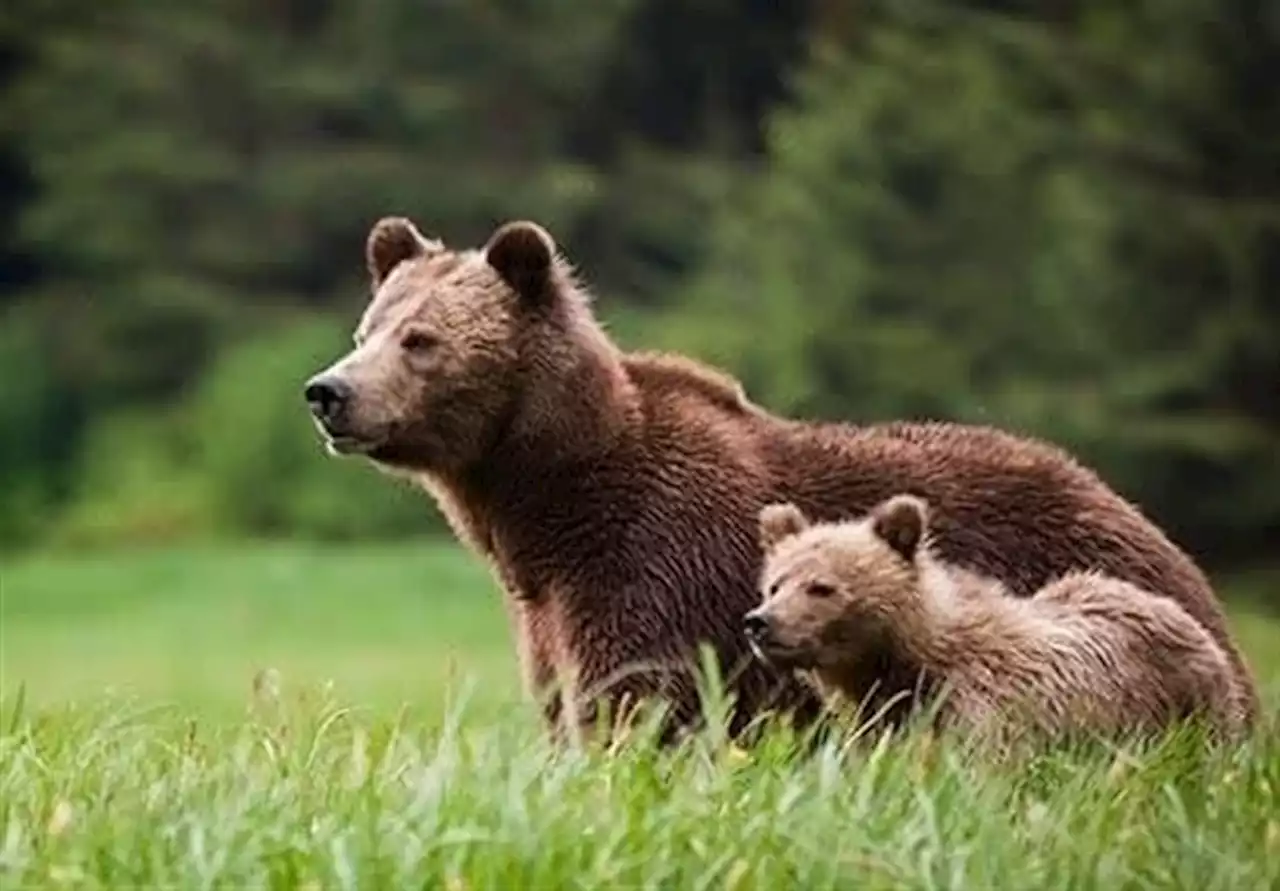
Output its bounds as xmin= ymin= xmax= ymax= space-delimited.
xmin=759 ymin=502 xmax=812 ymax=552
xmin=484 ymin=220 xmax=556 ymax=304
xmin=366 ymin=217 xmax=440 ymax=289
xmin=870 ymin=494 xmax=928 ymax=561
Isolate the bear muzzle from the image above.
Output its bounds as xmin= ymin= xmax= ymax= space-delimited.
xmin=304 ymin=373 xmax=379 ymax=455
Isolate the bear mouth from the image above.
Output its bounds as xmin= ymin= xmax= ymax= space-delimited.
xmin=313 ymin=420 xmax=382 ymax=457
xmin=747 ymin=638 xmax=815 ymax=671
xmin=323 ymin=435 xmax=378 ymax=456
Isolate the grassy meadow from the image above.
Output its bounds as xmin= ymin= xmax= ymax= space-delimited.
xmin=2 ymin=541 xmax=1279 ymax=888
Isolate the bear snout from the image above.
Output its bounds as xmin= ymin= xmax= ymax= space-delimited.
xmin=303 ymin=374 xmax=353 ymax=429
xmin=743 ymin=609 xmax=784 ymax=667
xmin=743 ymin=610 xmax=775 ymax=642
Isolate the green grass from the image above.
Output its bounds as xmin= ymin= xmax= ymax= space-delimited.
xmin=2 ymin=542 xmax=518 ymax=721
xmin=2 ymin=542 xmax=1279 ymax=888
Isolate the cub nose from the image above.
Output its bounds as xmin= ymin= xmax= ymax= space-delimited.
xmin=742 ymin=612 xmax=772 ymax=640
xmin=304 ymin=375 xmax=352 ymax=425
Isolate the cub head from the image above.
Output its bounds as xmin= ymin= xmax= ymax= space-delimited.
xmin=303 ymin=217 xmax=576 ymax=474
xmin=742 ymin=495 xmax=930 ymax=670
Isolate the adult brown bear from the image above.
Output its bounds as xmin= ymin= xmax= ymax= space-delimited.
xmin=303 ymin=216 xmax=1257 ymax=739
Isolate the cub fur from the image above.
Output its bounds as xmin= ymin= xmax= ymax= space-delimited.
xmin=745 ymin=495 xmax=1245 ymax=745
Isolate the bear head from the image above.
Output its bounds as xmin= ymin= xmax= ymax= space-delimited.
xmin=303 ymin=217 xmax=591 ymax=476
xmin=742 ymin=494 xmax=931 ymax=671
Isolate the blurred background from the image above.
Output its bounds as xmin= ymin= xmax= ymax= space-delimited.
xmin=2 ymin=0 xmax=1277 ymax=712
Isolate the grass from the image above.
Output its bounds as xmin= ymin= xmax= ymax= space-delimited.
xmin=2 ymin=541 xmax=1279 ymax=888
xmin=1 ymin=542 xmax=517 ymax=722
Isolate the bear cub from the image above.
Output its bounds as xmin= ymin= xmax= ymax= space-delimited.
xmin=743 ymin=494 xmax=1244 ymax=746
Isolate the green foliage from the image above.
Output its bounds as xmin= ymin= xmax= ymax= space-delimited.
xmin=1 ymin=0 xmax=1277 ymax=569
xmin=5 ymin=0 xmax=636 ymax=413
xmin=189 ymin=318 xmax=438 ymax=540
xmin=668 ymin=1 xmax=1280 ymax=560
xmin=44 ymin=320 xmax=443 ymax=548
xmin=0 ymin=304 xmax=67 ymax=545
xmin=3 ymin=540 xmax=1280 ymax=887
xmin=3 ymin=694 xmax=1278 ymax=888
xmin=45 ymin=407 xmax=213 ymax=549
xmin=10 ymin=0 xmax=636 ymax=293
xmin=672 ymin=20 xmax=1145 ymax=423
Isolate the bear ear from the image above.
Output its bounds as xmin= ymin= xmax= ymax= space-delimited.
xmin=484 ymin=220 xmax=556 ymax=304
xmin=759 ymin=502 xmax=812 ymax=551
xmin=366 ymin=217 xmax=437 ymax=288
xmin=870 ymin=494 xmax=928 ymax=562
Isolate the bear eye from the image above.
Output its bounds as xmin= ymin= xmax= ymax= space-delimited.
xmin=806 ymin=582 xmax=836 ymax=599
xmin=400 ymin=330 xmax=437 ymax=353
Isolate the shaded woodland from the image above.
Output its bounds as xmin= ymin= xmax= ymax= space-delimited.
xmin=1 ymin=1 xmax=1276 ymax=580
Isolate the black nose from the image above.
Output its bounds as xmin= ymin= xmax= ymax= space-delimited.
xmin=743 ymin=612 xmax=771 ymax=639
xmin=304 ymin=375 xmax=352 ymax=425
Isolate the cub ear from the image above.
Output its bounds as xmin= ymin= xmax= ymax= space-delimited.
xmin=758 ymin=502 xmax=812 ymax=552
xmin=484 ymin=220 xmax=556 ymax=304
xmin=870 ymin=494 xmax=928 ymax=561
xmin=366 ymin=216 xmax=437 ymax=288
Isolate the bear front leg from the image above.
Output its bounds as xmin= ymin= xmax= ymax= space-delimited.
xmin=561 ymin=656 xmax=706 ymax=750
xmin=505 ymin=597 xmax=566 ymax=732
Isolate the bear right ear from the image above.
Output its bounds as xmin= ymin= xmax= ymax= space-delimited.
xmin=366 ymin=216 xmax=436 ymax=288
xmin=484 ymin=220 xmax=557 ymax=305
xmin=870 ymin=494 xmax=929 ymax=562
xmin=759 ymin=502 xmax=812 ymax=551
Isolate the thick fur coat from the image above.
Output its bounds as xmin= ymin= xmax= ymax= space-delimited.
xmin=746 ymin=496 xmax=1245 ymax=743
xmin=303 ymin=217 xmax=1258 ymax=739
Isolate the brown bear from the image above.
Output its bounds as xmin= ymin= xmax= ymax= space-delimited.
xmin=302 ymin=215 xmax=1258 ymax=740
xmin=744 ymin=496 xmax=1246 ymax=746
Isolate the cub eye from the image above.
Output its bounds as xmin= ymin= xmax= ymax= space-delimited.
xmin=400 ymin=331 xmax=437 ymax=353
xmin=806 ymin=583 xmax=836 ymax=599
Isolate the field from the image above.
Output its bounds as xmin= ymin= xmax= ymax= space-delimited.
xmin=2 ymin=541 xmax=1279 ymax=888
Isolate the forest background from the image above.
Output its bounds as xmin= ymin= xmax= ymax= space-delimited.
xmin=2 ymin=0 xmax=1276 ymax=598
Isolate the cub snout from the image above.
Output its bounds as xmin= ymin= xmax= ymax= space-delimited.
xmin=742 ymin=609 xmax=773 ymax=642
xmin=743 ymin=607 xmax=790 ymax=667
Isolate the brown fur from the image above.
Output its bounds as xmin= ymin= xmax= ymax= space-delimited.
xmin=303 ymin=216 xmax=1259 ymax=740
xmin=747 ymin=496 xmax=1246 ymax=745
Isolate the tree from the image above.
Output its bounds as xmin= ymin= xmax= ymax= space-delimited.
xmin=669 ymin=0 xmax=1280 ymax=565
